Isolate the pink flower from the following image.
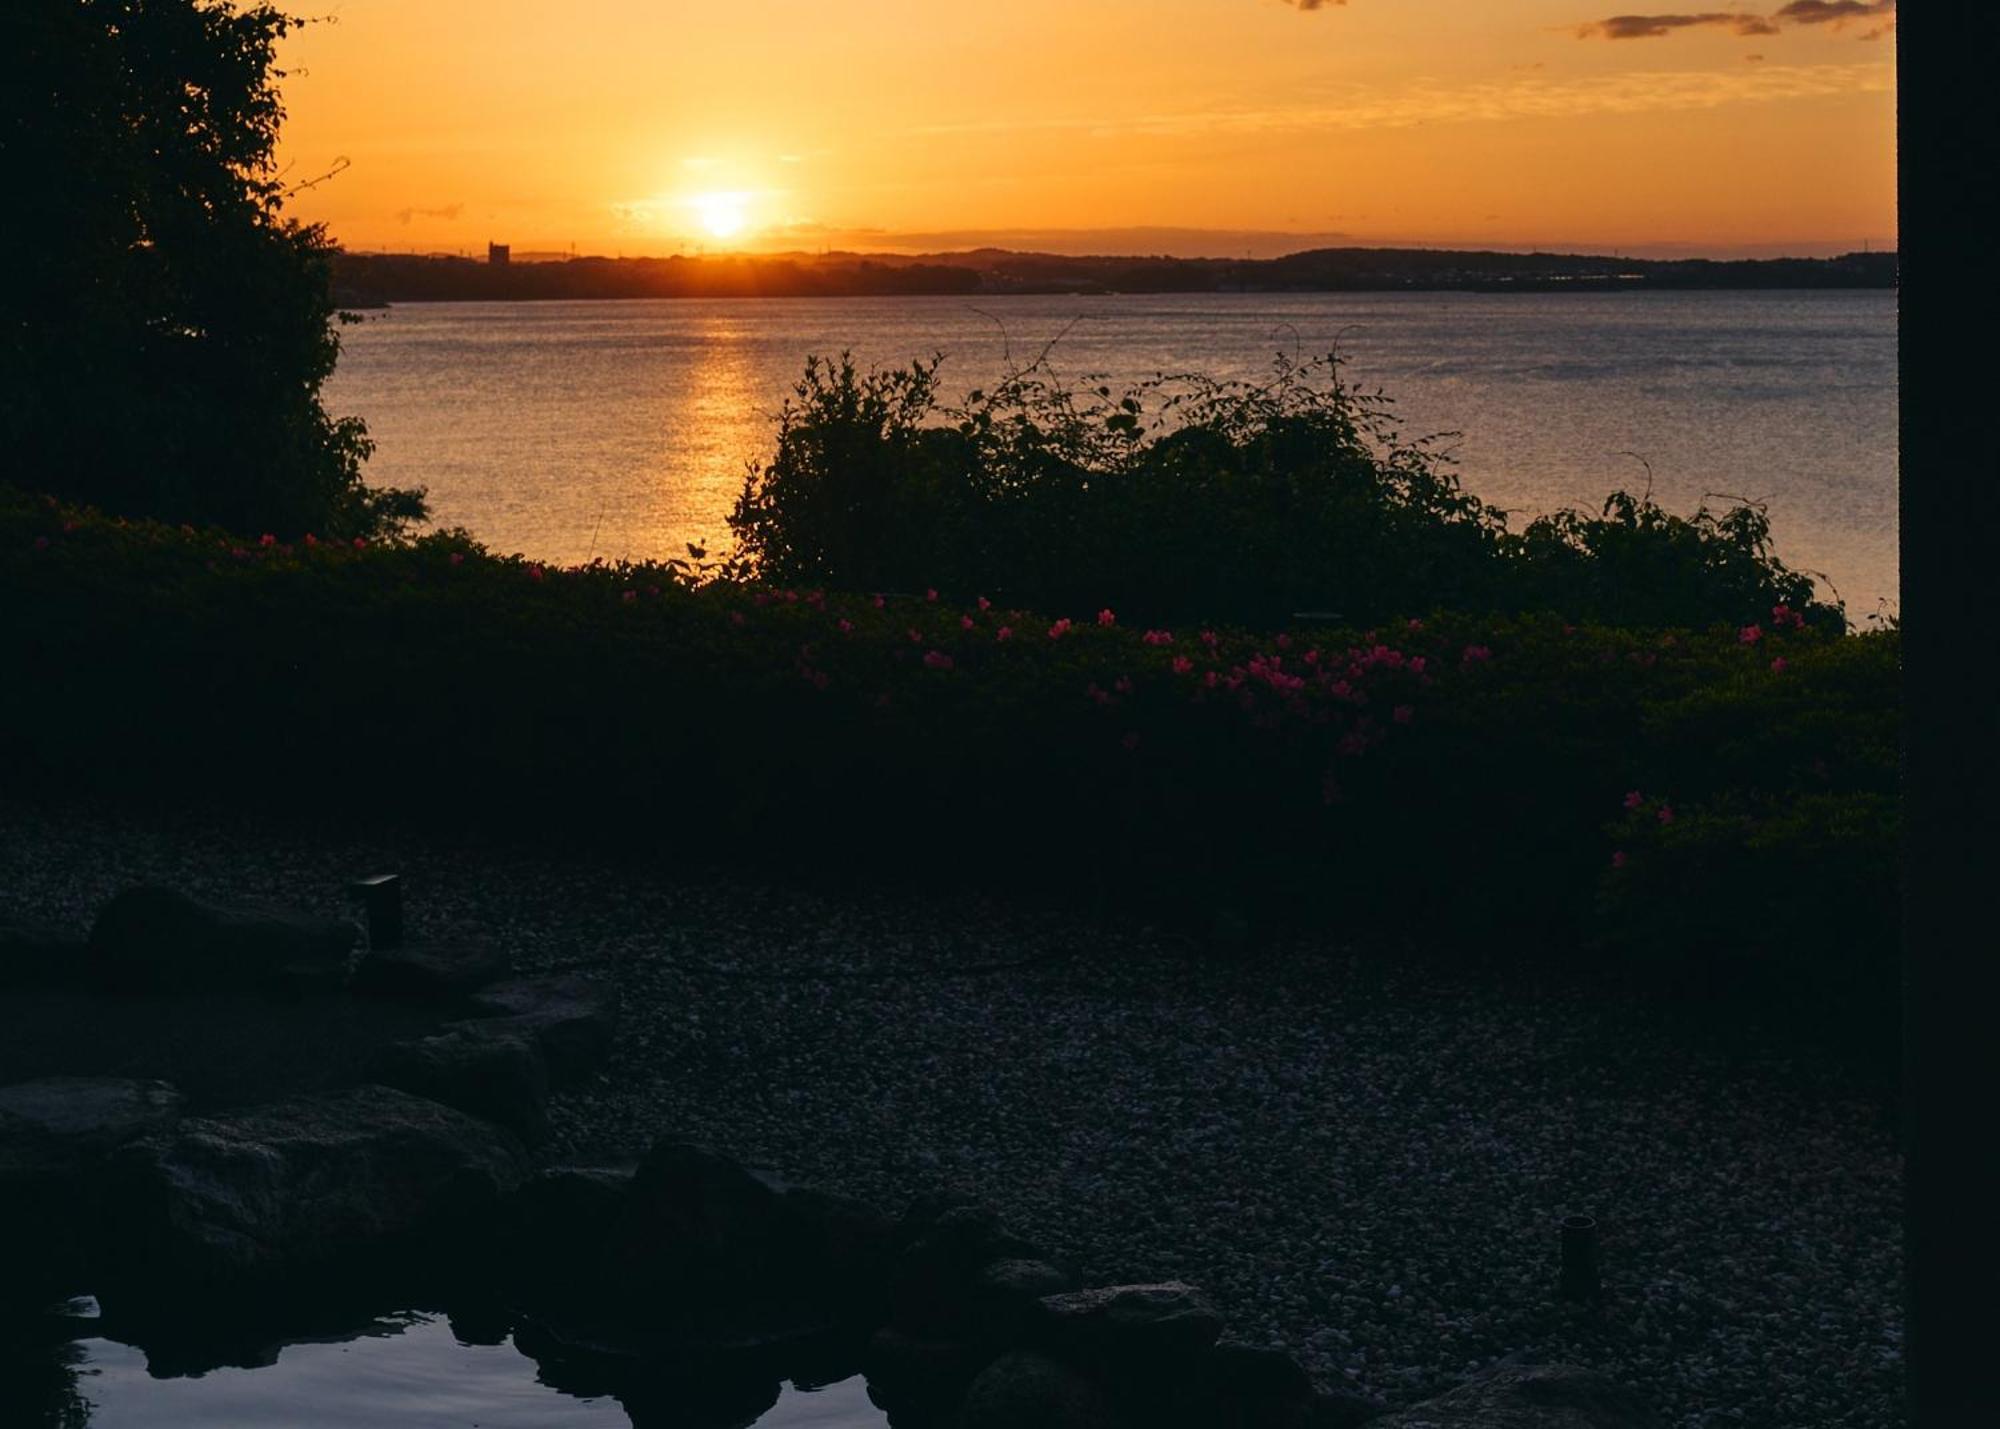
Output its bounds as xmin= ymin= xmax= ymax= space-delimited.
xmin=449 ymin=553 xmax=465 ymax=566
xmin=621 ymin=590 xmax=637 ymax=602
xmin=259 ymin=533 xmax=276 ymax=547
xmin=1408 ymin=656 xmax=1426 ymax=675
xmin=961 ymin=615 xmax=975 ymax=630
xmin=1049 ymin=618 xmax=1072 ymax=639
xmin=1113 ymin=676 xmax=1133 ymax=694
xmin=1171 ymin=655 xmax=1194 ymax=675
xmin=977 ymin=596 xmax=992 ymax=611
xmin=1739 ymin=625 xmax=1762 ymax=644
xmin=838 ymin=618 xmax=854 ymax=634
xmin=1142 ymin=630 xmax=1174 ymax=646
xmin=1393 ymin=704 xmax=1414 ymax=725
xmin=1461 ymin=644 xmax=1492 ymax=663
xmin=1276 ymin=634 xmax=1292 ymax=650
xmin=923 ymin=650 xmax=953 ymax=670
xmin=1087 ymin=682 xmax=1112 ymax=705
xmin=907 ymin=627 xmax=923 ymax=643
xmin=1407 ymin=618 xmax=1424 ymax=632
xmin=1097 ymin=608 xmax=1116 ymax=626
xmin=997 ymin=626 xmax=1014 ymax=642
xmin=1563 ymin=624 xmax=1577 ymax=636
xmin=527 ymin=564 xmax=545 ymax=582
xmin=730 ymin=612 xmax=746 ymax=626
xmin=1611 ymin=851 xmax=1627 ymax=869
xmin=1201 ymin=630 xmax=1219 ymax=648
xmin=352 ymin=537 xmax=367 ymax=549
xmin=1770 ymin=656 xmax=1788 ymax=672
xmin=873 ymin=594 xmax=885 ymax=609
xmin=647 ymin=585 xmax=660 ymax=596
xmin=1623 ymin=790 xmax=1644 ymax=810
xmin=1657 ymin=805 xmax=1674 ymax=824
xmin=810 ymin=671 xmax=830 ymax=690
xmin=926 ymin=588 xmax=938 ymax=602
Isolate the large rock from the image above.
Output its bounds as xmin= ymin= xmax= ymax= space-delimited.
xmin=501 ymin=1164 xmax=638 ymax=1297
xmin=861 ymin=1326 xmax=990 ymax=1421
xmin=967 ymin=1257 xmax=1075 ymax=1346
xmin=0 ymin=1077 xmax=186 ymax=1181
xmin=0 ymin=917 xmax=87 ymax=989
xmin=958 ymin=1349 xmax=1120 ymax=1429
xmin=371 ymin=1019 xmax=551 ymax=1144
xmin=352 ymin=941 xmax=511 ymax=999
xmin=1035 ymin=1282 xmax=1226 ymax=1372
xmin=465 ymin=974 xmax=613 ymax=1087
xmin=88 ymin=886 xmax=359 ymax=994
xmin=604 ymin=1140 xmax=895 ymax=1327
xmin=1369 ymin=1364 xmax=1661 ymax=1429
xmin=100 ymin=1084 xmax=530 ymax=1297
xmin=0 ymin=1077 xmax=186 ymax=1297
xmin=889 ymin=1201 xmax=1046 ymax=1336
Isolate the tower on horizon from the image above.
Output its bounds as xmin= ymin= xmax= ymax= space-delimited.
xmin=487 ymin=242 xmax=510 ymax=266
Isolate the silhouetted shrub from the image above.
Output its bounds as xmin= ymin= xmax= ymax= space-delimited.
xmin=0 ymin=1 xmax=423 ymax=539
xmin=3 ymin=488 xmax=1896 ymax=1060
xmin=727 ymin=352 xmax=1841 ymax=633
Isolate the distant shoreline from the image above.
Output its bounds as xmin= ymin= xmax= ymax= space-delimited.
xmin=331 ymin=245 xmax=1897 ymax=308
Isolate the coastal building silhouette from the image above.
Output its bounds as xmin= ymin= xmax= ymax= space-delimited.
xmin=487 ymin=242 xmax=510 ymax=266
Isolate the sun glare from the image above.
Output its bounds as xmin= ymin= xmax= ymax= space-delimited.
xmin=690 ymin=190 xmax=749 ymax=242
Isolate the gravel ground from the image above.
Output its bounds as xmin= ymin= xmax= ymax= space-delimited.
xmin=0 ymin=797 xmax=1905 ymax=1428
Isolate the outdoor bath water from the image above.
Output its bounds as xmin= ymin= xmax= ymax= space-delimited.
xmin=39 ymin=1301 xmax=888 ymax=1428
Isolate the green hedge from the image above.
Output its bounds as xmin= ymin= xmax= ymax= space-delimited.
xmin=1 ymin=488 xmax=1898 ymax=1055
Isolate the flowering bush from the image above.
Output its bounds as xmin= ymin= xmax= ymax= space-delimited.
xmin=1 ymin=485 xmax=1895 ymax=1057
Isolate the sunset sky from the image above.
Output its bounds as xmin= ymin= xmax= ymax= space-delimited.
xmin=274 ymin=0 xmax=1896 ymax=260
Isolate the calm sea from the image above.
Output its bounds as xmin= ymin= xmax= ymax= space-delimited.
xmin=325 ymin=290 xmax=1898 ymax=618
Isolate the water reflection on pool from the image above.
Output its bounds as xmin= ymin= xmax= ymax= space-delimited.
xmin=62 ymin=1309 xmax=888 ymax=1428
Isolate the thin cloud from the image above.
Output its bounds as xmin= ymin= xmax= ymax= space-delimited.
xmin=393 ymin=203 xmax=464 ymax=225
xmin=906 ymin=61 xmax=1890 ymax=141
xmin=1578 ymin=14 xmax=1780 ymax=39
xmin=1574 ymin=1 xmax=1893 ymax=39
xmin=1774 ymin=1 xmax=1894 ymax=24
xmin=1282 ymin=1 xmax=1348 ymax=10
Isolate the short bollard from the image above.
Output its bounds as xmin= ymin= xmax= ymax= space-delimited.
xmin=1559 ymin=1214 xmax=1601 ymax=1302
xmin=345 ymin=873 xmax=403 ymax=950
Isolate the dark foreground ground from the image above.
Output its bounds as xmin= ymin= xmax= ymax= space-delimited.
xmin=0 ymin=796 xmax=1904 ymax=1429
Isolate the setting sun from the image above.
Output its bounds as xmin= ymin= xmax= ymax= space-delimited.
xmin=690 ymin=190 xmax=750 ymax=242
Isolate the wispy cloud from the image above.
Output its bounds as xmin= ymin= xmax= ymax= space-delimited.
xmin=393 ymin=203 xmax=463 ymax=225
xmin=1774 ymin=1 xmax=1894 ymax=24
xmin=1574 ymin=1 xmax=1892 ymax=39
xmin=1280 ymin=1 xmax=1348 ymax=10
xmin=1577 ymin=14 xmax=1780 ymax=39
xmin=905 ymin=61 xmax=1891 ymax=141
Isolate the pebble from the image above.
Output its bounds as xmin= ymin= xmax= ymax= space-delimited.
xmin=0 ymin=797 xmax=1906 ymax=1428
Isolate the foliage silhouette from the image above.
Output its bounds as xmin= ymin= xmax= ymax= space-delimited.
xmin=728 ymin=350 xmax=1841 ymax=632
xmin=0 ymin=1 xmax=423 ymax=538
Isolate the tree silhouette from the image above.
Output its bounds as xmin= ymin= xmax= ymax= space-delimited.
xmin=0 ymin=1 xmax=424 ymax=538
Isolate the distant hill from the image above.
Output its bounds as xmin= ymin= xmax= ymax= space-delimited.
xmin=330 ymin=246 xmax=1896 ymax=307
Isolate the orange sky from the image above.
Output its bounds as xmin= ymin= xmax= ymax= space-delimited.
xmin=274 ymin=0 xmax=1896 ymax=259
